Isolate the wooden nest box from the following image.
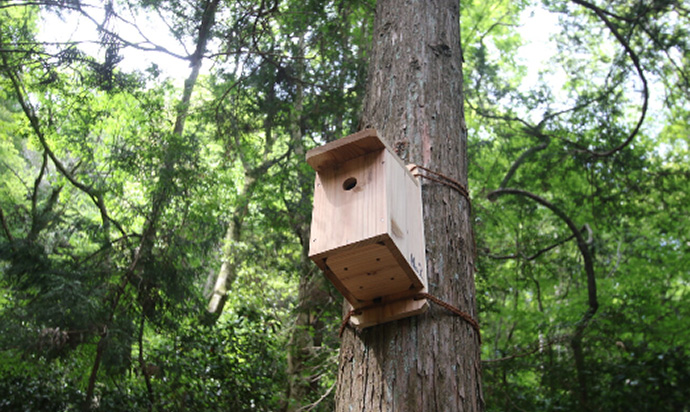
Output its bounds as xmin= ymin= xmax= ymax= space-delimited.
xmin=306 ymin=129 xmax=428 ymax=328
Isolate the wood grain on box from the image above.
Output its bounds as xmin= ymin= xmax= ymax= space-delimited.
xmin=306 ymin=129 xmax=428 ymax=327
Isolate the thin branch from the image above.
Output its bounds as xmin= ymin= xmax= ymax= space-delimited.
xmin=152 ymin=6 xmax=191 ymax=57
xmin=74 ymin=234 xmax=136 ymax=267
xmin=485 ymin=230 xmax=578 ymax=261
xmin=483 ymin=343 xmax=542 ymax=364
xmin=638 ymin=24 xmax=690 ymax=90
xmin=487 ymin=188 xmax=598 ymax=314
xmin=0 ymin=159 xmax=31 ymax=193
xmin=583 ymin=223 xmax=592 ymax=245
xmin=73 ymin=4 xmax=189 ymax=61
xmin=500 ymin=138 xmax=549 ymax=189
xmin=483 ymin=334 xmax=572 ymax=364
xmin=485 ymin=185 xmax=599 ymax=409
xmin=465 ymin=99 xmax=534 ymax=130
xmin=3 ymin=63 xmax=126 ymax=238
xmin=570 ymin=0 xmax=649 ymax=158
xmin=296 ymin=382 xmax=336 ymax=412
xmin=31 ymin=150 xmax=48 ymax=221
xmin=0 ymin=1 xmax=82 ymax=10
xmin=213 ymin=54 xmax=258 ymax=120
xmin=3 ymin=1 xmax=187 ymax=59
xmin=607 ymin=237 xmax=623 ymax=277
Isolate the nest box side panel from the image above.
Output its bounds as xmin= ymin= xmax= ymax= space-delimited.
xmin=383 ymin=152 xmax=427 ymax=291
xmin=308 ymin=150 xmax=388 ymax=260
xmin=405 ymin=164 xmax=427 ymax=289
xmin=348 ymin=164 xmax=428 ymax=328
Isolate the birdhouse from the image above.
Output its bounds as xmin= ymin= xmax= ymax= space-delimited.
xmin=306 ymin=129 xmax=428 ymax=328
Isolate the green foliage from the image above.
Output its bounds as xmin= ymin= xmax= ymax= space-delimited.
xmin=0 ymin=354 xmax=86 ymax=412
xmin=465 ymin=0 xmax=690 ymax=411
xmin=1 ymin=0 xmax=365 ymax=410
xmin=150 ymin=311 xmax=287 ymax=411
xmin=0 ymin=310 xmax=287 ymax=411
xmin=1 ymin=0 xmax=688 ymax=411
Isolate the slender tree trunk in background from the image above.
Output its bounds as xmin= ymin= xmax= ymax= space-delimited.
xmin=285 ymin=34 xmax=334 ymax=411
xmin=206 ymin=203 xmax=244 ymax=315
xmin=206 ymin=167 xmax=258 ymax=316
xmin=335 ymin=0 xmax=482 ymax=410
xmin=284 ymin=48 xmax=312 ymax=408
xmin=285 ymin=237 xmax=331 ymax=411
xmin=84 ymin=1 xmax=221 ymax=408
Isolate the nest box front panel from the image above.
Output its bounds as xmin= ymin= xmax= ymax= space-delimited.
xmin=309 ymin=150 xmax=387 ymax=258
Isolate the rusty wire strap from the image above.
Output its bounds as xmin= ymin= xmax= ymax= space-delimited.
xmin=409 ymin=164 xmax=471 ymax=213
xmin=411 ymin=163 xmax=478 ymax=264
xmin=339 ymin=292 xmax=481 ymax=343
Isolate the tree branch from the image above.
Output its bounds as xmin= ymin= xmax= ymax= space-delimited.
xmin=487 ymin=187 xmax=600 ymax=408
xmin=487 ymin=188 xmax=598 ymax=313
xmin=2 ymin=63 xmax=126 ymax=239
xmin=72 ymin=3 xmax=189 ymax=61
xmin=484 ymin=230 xmax=579 ymax=261
xmin=483 ymin=334 xmax=572 ymax=364
xmin=500 ymin=137 xmax=549 ymax=188
xmin=0 ymin=1 xmax=82 ymax=10
xmin=570 ymin=0 xmax=649 ymax=158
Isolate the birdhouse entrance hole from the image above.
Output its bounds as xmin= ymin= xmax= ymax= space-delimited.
xmin=342 ymin=177 xmax=357 ymax=191
xmin=306 ymin=129 xmax=428 ymax=328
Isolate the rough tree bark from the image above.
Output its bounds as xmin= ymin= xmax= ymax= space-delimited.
xmin=335 ymin=0 xmax=482 ymax=411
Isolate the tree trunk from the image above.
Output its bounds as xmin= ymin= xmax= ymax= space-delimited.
xmin=335 ymin=0 xmax=482 ymax=410
xmin=285 ymin=240 xmax=331 ymax=411
xmin=285 ymin=33 xmax=334 ymax=410
xmin=206 ymin=178 xmax=252 ymax=315
xmin=84 ymin=1 xmax=221 ymax=408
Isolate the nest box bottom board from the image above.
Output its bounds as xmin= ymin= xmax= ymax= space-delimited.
xmin=314 ymin=235 xmax=426 ymax=311
xmin=325 ymin=241 xmax=419 ymax=302
xmin=315 ymin=237 xmax=429 ymax=328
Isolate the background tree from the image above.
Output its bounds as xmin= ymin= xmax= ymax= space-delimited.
xmin=1 ymin=1 xmax=288 ymax=410
xmin=464 ymin=0 xmax=690 ymax=410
